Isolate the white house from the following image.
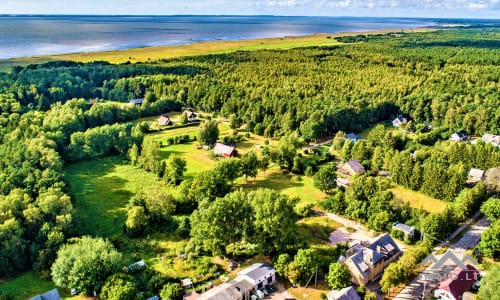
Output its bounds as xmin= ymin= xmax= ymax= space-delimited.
xmin=193 ymin=263 xmax=276 ymax=300
xmin=450 ymin=131 xmax=467 ymax=142
xmin=392 ymin=117 xmax=408 ymax=128
xmin=467 ymin=168 xmax=485 ymax=182
xmin=237 ymin=263 xmax=276 ymax=290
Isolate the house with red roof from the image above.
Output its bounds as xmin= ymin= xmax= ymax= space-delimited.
xmin=433 ymin=264 xmax=480 ymax=300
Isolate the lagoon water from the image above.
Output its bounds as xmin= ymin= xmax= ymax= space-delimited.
xmin=0 ymin=15 xmax=436 ymax=59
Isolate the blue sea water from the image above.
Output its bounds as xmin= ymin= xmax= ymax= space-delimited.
xmin=0 ymin=15 xmax=437 ymax=59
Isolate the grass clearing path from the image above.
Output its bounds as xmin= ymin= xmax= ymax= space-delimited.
xmin=390 ymin=185 xmax=446 ymax=213
xmin=65 ymin=156 xmax=162 ymax=238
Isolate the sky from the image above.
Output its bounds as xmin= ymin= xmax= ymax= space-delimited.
xmin=1 ymin=0 xmax=499 ymax=19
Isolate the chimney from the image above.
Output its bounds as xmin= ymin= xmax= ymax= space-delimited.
xmin=377 ymin=245 xmax=381 ymax=254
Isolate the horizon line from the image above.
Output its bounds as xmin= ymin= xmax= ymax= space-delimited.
xmin=1 ymin=14 xmax=500 ymax=21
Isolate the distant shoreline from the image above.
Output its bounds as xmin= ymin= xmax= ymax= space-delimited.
xmin=0 ymin=27 xmax=435 ymax=70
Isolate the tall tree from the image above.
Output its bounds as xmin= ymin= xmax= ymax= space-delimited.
xmin=326 ymin=262 xmax=351 ymax=290
xmin=197 ymin=120 xmax=219 ymax=145
xmin=313 ymin=165 xmax=337 ymax=192
xmin=240 ymin=151 xmax=259 ymax=181
xmin=163 ymin=155 xmax=187 ymax=185
xmin=51 ymin=236 xmax=122 ymax=295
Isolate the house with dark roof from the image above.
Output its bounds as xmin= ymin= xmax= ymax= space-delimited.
xmin=157 ymin=114 xmax=172 ymax=126
xmin=339 ymin=160 xmax=366 ymax=177
xmin=344 ymin=233 xmax=401 ymax=285
xmin=392 ymin=222 xmax=416 ymax=240
xmin=392 ymin=117 xmax=408 ymax=128
xmin=29 ymin=289 xmax=61 ymax=300
xmin=450 ymin=131 xmax=468 ymax=142
xmin=128 ymin=98 xmax=144 ymax=106
xmin=345 ymin=133 xmax=360 ymax=143
xmin=433 ymin=264 xmax=479 ymax=300
xmin=213 ymin=143 xmax=237 ymax=158
xmin=184 ymin=110 xmax=198 ymax=122
xmin=327 ymin=286 xmax=361 ymax=300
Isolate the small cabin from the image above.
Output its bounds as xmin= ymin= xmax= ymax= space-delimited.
xmin=392 ymin=117 xmax=408 ymax=128
xmin=450 ymin=131 xmax=467 ymax=142
xmin=157 ymin=115 xmax=172 ymax=126
xmin=213 ymin=143 xmax=237 ymax=158
xmin=129 ymin=98 xmax=144 ymax=106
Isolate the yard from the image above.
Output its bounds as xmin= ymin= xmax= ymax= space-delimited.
xmin=389 ymin=184 xmax=447 ymax=213
xmin=0 ymin=272 xmax=57 ymax=300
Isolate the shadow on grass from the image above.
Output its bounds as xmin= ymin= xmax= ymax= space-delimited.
xmin=239 ymin=171 xmax=305 ymax=192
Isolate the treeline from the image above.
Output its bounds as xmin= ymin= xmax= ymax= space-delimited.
xmin=332 ymin=124 xmax=500 ymax=201
xmin=0 ymin=61 xmax=202 ymax=110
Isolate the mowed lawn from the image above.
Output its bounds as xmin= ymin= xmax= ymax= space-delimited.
xmin=240 ymin=167 xmax=327 ymax=206
xmin=0 ymin=272 xmax=57 ymax=300
xmin=390 ymin=184 xmax=446 ymax=213
xmin=65 ymin=156 xmax=162 ymax=238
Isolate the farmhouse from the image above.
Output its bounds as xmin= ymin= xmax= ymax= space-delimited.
xmin=344 ymin=233 xmax=401 ymax=285
xmin=482 ymin=133 xmax=500 ymax=147
xmin=450 ymin=131 xmax=467 ymax=142
xmin=29 ymin=289 xmax=61 ymax=300
xmin=184 ymin=110 xmax=198 ymax=122
xmin=339 ymin=160 xmax=366 ymax=176
xmin=392 ymin=116 xmax=408 ymax=128
xmin=128 ymin=98 xmax=144 ymax=106
xmin=157 ymin=114 xmax=172 ymax=126
xmin=193 ymin=263 xmax=275 ymax=300
xmin=467 ymin=168 xmax=485 ymax=182
xmin=213 ymin=143 xmax=237 ymax=158
xmin=433 ymin=264 xmax=479 ymax=300
xmin=327 ymin=286 xmax=361 ymax=300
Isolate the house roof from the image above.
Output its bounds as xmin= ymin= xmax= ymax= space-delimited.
xmin=327 ymin=286 xmax=361 ymax=300
xmin=213 ymin=143 xmax=236 ymax=155
xmin=392 ymin=117 xmax=408 ymax=126
xmin=452 ymin=131 xmax=467 ymax=138
xmin=201 ymin=277 xmax=253 ymax=300
xmin=392 ymin=223 xmax=415 ymax=234
xmin=158 ymin=115 xmax=170 ymax=123
xmin=468 ymin=168 xmax=485 ymax=179
xmin=185 ymin=110 xmax=196 ymax=118
xmin=238 ymin=263 xmax=275 ymax=281
xmin=482 ymin=133 xmax=500 ymax=145
xmin=345 ymin=160 xmax=365 ymax=174
xmin=129 ymin=98 xmax=144 ymax=104
xmin=346 ymin=233 xmax=400 ymax=277
xmin=437 ymin=264 xmax=479 ymax=300
xmin=29 ymin=289 xmax=61 ymax=300
xmin=345 ymin=133 xmax=360 ymax=141
xmin=368 ymin=233 xmax=400 ymax=257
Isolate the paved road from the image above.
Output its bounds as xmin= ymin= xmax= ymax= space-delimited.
xmin=393 ymin=216 xmax=490 ymax=300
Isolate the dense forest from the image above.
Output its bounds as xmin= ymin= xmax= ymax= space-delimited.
xmin=0 ymin=27 xmax=499 ymax=297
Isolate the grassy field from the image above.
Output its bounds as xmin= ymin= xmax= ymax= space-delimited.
xmin=297 ymin=215 xmax=341 ymax=246
xmin=0 ymin=272 xmax=57 ymax=300
xmin=65 ymin=156 xmax=162 ymax=238
xmin=390 ymin=184 xmax=447 ymax=213
xmin=240 ymin=168 xmax=327 ymax=206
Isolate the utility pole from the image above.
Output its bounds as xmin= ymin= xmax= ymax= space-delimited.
xmin=314 ymin=265 xmax=318 ymax=287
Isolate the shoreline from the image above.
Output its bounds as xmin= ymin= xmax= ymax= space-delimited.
xmin=0 ymin=27 xmax=434 ymax=69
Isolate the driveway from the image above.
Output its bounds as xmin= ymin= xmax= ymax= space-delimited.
xmin=321 ymin=211 xmax=408 ymax=251
xmin=268 ymin=283 xmax=295 ymax=300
